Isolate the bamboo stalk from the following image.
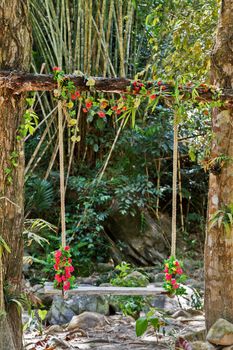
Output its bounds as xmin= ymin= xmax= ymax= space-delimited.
xmin=178 ymin=155 xmax=185 ymax=232
xmin=25 ymin=114 xmax=56 ymax=175
xmin=58 ymin=101 xmax=66 ymax=247
xmin=97 ymin=118 xmax=124 ymax=182
xmin=155 ymin=159 xmax=161 ymax=219
xmin=65 ymin=102 xmax=82 ymax=190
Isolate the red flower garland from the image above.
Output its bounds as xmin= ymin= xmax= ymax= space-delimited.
xmin=53 ymin=246 xmax=75 ymax=291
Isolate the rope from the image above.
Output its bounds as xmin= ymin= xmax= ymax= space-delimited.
xmin=58 ymin=100 xmax=66 ymax=248
xmin=171 ymin=113 xmax=178 ymax=257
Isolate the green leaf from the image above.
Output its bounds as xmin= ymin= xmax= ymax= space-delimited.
xmin=38 ymin=309 xmax=47 ymax=321
xmin=149 ymin=317 xmax=159 ymax=329
xmin=136 ymin=317 xmax=148 ymax=337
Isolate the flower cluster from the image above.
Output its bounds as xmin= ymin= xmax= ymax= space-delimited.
xmin=163 ymin=256 xmax=187 ymax=296
xmin=53 ymin=246 xmax=75 ymax=291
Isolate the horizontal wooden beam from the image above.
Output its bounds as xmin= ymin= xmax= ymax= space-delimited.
xmin=44 ymin=285 xmax=164 ymax=296
xmin=1 ymin=70 xmax=233 ymax=103
xmin=0 ymin=71 xmax=131 ymax=94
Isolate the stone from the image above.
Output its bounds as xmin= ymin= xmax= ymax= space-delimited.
xmin=46 ymin=294 xmax=109 ymax=325
xmin=172 ymin=309 xmax=191 ymax=319
xmin=104 ymin=208 xmax=171 ymax=266
xmin=184 ymin=328 xmax=206 ymax=342
xmin=96 ymin=262 xmax=114 ymax=273
xmin=223 ymin=346 xmax=233 ymax=350
xmin=67 ymin=311 xmax=106 ymax=331
xmin=122 ymin=271 xmax=149 ymax=287
xmin=46 ymin=296 xmax=76 ymax=325
xmin=207 ymin=318 xmax=233 ymax=346
xmin=191 ymin=341 xmax=216 ymax=350
xmin=150 ymin=272 xmax=164 ymax=283
xmin=45 ymin=325 xmax=64 ymax=334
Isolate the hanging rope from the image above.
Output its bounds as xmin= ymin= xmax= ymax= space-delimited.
xmin=58 ymin=100 xmax=66 ymax=248
xmin=171 ymin=113 xmax=178 ymax=257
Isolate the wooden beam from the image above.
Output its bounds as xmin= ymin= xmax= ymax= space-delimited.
xmin=1 ymin=70 xmax=233 ymax=103
xmin=44 ymin=285 xmax=164 ymax=296
xmin=0 ymin=71 xmax=130 ymax=94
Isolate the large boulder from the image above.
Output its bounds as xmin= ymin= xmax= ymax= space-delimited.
xmin=105 ymin=208 xmax=170 ymax=266
xmin=207 ymin=318 xmax=233 ymax=346
xmin=46 ymin=294 xmax=109 ymax=325
xmin=67 ymin=311 xmax=106 ymax=331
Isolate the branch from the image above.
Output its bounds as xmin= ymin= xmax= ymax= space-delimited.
xmin=0 ymin=71 xmax=131 ymax=94
xmin=0 ymin=70 xmax=233 ymax=102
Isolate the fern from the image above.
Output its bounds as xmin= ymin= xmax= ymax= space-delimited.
xmin=25 ymin=177 xmax=54 ymax=215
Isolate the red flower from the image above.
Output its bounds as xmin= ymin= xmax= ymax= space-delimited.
xmin=68 ymin=258 xmax=72 ymax=263
xmin=161 ymin=85 xmax=166 ymax=90
xmin=176 ymin=268 xmax=183 ymax=275
xmin=116 ymin=109 xmax=122 ymax=115
xmin=55 ymin=250 xmax=62 ymax=259
xmin=85 ymin=101 xmax=92 ymax=109
xmin=164 ymin=266 xmax=169 ymax=273
xmin=97 ymin=111 xmax=105 ymax=118
xmin=150 ymin=94 xmax=157 ymax=100
xmin=52 ymin=67 xmax=61 ymax=71
xmin=173 ymin=283 xmax=179 ymax=289
xmin=175 ymin=261 xmax=180 ymax=266
xmin=171 ymin=279 xmax=177 ymax=285
xmin=83 ymin=108 xmax=88 ymax=113
xmin=157 ymin=80 xmax=162 ymax=86
xmin=165 ymin=273 xmax=172 ymax=281
xmin=63 ymin=281 xmax=70 ymax=291
xmin=69 ymin=265 xmax=74 ymax=273
xmin=122 ymin=106 xmax=127 ymax=111
xmin=62 ymin=275 xmax=67 ymax=282
xmin=54 ymin=264 xmax=59 ymax=271
xmin=55 ymin=274 xmax=62 ymax=283
xmin=64 ymin=246 xmax=70 ymax=251
xmin=55 ymin=257 xmax=60 ymax=264
xmin=71 ymin=91 xmax=81 ymax=100
xmin=112 ymin=106 xmax=118 ymax=111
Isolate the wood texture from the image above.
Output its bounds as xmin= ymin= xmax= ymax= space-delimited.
xmin=0 ymin=71 xmax=233 ymax=102
xmin=205 ymin=0 xmax=233 ymax=331
xmin=44 ymin=285 xmax=164 ymax=296
xmin=0 ymin=1 xmax=31 ymax=349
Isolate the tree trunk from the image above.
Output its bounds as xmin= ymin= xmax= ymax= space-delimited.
xmin=0 ymin=1 xmax=31 ymax=349
xmin=205 ymin=0 xmax=233 ymax=331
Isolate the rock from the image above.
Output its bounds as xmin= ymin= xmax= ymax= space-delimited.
xmin=96 ymin=262 xmax=114 ymax=273
xmin=105 ymin=208 xmax=171 ymax=266
xmin=172 ymin=310 xmax=191 ymax=319
xmin=46 ymin=294 xmax=109 ymax=325
xmin=223 ymin=346 xmax=233 ymax=350
xmin=207 ymin=318 xmax=233 ymax=346
xmin=46 ymin=296 xmax=76 ymax=325
xmin=191 ymin=341 xmax=216 ymax=350
xmin=67 ymin=311 xmax=106 ymax=331
xmin=122 ymin=271 xmax=149 ymax=287
xmin=151 ymin=285 xmax=196 ymax=312
xmin=76 ymin=275 xmax=99 ymax=285
xmin=184 ymin=328 xmax=206 ymax=342
xmin=150 ymin=272 xmax=164 ymax=283
xmin=45 ymin=325 xmax=64 ymax=334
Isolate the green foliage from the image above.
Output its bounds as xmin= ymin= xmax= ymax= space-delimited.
xmin=111 ymin=262 xmax=149 ymax=319
xmin=146 ymin=0 xmax=219 ymax=81
xmin=136 ymin=308 xmax=166 ymax=337
xmin=209 ymin=203 xmax=233 ymax=237
xmin=25 ymin=176 xmax=54 ymax=216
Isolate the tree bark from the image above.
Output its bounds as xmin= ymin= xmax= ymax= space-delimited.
xmin=0 ymin=1 xmax=31 ymax=349
xmin=0 ymin=71 xmax=232 ymax=101
xmin=205 ymin=0 xmax=233 ymax=331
